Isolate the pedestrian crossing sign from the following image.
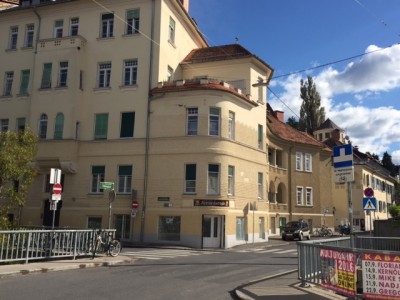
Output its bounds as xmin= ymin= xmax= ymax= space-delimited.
xmin=363 ymin=197 xmax=377 ymax=211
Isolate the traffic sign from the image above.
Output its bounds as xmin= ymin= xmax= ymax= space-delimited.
xmin=53 ymin=183 xmax=62 ymax=195
xmin=132 ymin=201 xmax=139 ymax=210
xmin=363 ymin=197 xmax=377 ymax=211
xmin=364 ymin=187 xmax=374 ymax=198
xmin=100 ymin=182 xmax=114 ymax=190
xmin=51 ymin=194 xmax=61 ymax=201
xmin=333 ymin=144 xmax=354 ymax=183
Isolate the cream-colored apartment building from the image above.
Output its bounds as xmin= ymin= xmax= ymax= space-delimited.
xmin=0 ymin=0 xmax=274 ymax=248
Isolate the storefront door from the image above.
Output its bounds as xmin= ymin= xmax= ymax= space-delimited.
xmin=202 ymin=215 xmax=223 ymax=248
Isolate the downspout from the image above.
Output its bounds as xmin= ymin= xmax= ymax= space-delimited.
xmin=140 ymin=0 xmax=155 ymax=243
xmin=288 ymin=145 xmax=293 ymax=221
xmin=33 ymin=7 xmax=41 ymax=54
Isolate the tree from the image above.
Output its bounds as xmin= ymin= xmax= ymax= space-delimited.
xmin=299 ymin=76 xmax=325 ymax=134
xmin=382 ymin=151 xmax=397 ymax=177
xmin=0 ymin=128 xmax=38 ymax=229
xmin=388 ymin=203 xmax=400 ymax=219
xmin=286 ymin=116 xmax=299 ymax=130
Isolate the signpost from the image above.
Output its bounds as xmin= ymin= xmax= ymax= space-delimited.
xmin=100 ymin=182 xmax=115 ymax=229
xmin=363 ymin=187 xmax=376 ymax=235
xmin=49 ymin=168 xmax=62 ymax=229
xmin=333 ymin=144 xmax=354 ymax=247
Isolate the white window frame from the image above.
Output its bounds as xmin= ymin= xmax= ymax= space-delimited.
xmin=305 ymin=153 xmax=312 ymax=172
xmin=54 ymin=20 xmax=63 ymax=38
xmin=57 ymin=61 xmax=68 ymax=87
xmin=9 ymin=26 xmax=18 ymax=49
xmin=101 ymin=13 xmax=114 ymax=38
xmin=0 ymin=119 xmax=9 ymax=132
xmin=186 ymin=107 xmax=198 ymax=136
xmin=296 ymin=186 xmax=304 ymax=206
xmin=126 ymin=9 xmax=140 ymax=35
xmin=258 ymin=172 xmax=263 ymax=199
xmin=228 ymin=165 xmax=234 ymax=195
xmin=70 ymin=17 xmax=79 ymax=36
xmin=3 ymin=71 xmax=14 ymax=96
xmin=228 ymin=111 xmax=235 ymax=140
xmin=168 ymin=17 xmax=175 ymax=44
xmin=24 ymin=24 xmax=34 ymax=48
xmin=184 ymin=164 xmax=196 ymax=194
xmin=167 ymin=65 xmax=174 ymax=82
xmin=296 ymin=152 xmax=303 ymax=171
xmin=117 ymin=165 xmax=132 ymax=194
xmin=209 ymin=107 xmax=220 ymax=136
xmin=306 ymin=187 xmax=313 ymax=206
xmin=98 ymin=63 xmax=111 ymax=88
xmin=123 ymin=60 xmax=138 ymax=86
xmin=207 ymin=164 xmax=220 ymax=195
xmin=258 ymin=124 xmax=263 ymax=150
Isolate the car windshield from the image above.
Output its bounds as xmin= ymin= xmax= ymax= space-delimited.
xmin=286 ymin=222 xmax=301 ymax=229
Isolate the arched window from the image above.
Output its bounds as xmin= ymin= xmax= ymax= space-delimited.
xmin=39 ymin=114 xmax=48 ymax=139
xmin=54 ymin=113 xmax=64 ymax=139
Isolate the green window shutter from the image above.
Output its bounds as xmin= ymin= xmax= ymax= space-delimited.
xmin=20 ymin=69 xmax=30 ymax=94
xmin=54 ymin=113 xmax=64 ymax=139
xmin=17 ymin=118 xmax=26 ymax=131
xmin=102 ymin=13 xmax=113 ymax=20
xmin=127 ymin=9 xmax=139 ymax=19
xmin=169 ymin=17 xmax=175 ymax=29
xmin=120 ymin=112 xmax=135 ymax=138
xmin=41 ymin=63 xmax=52 ymax=88
xmin=95 ymin=114 xmax=108 ymax=139
xmin=119 ymin=165 xmax=132 ymax=176
xmin=55 ymin=20 xmax=63 ymax=27
xmin=92 ymin=166 xmax=105 ymax=174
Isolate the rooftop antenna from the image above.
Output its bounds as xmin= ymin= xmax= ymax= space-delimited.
xmin=235 ymin=37 xmax=239 ymax=44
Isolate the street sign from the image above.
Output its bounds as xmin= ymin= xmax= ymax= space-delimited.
xmin=51 ymin=194 xmax=61 ymax=201
xmin=50 ymin=168 xmax=62 ymax=184
xmin=364 ymin=187 xmax=374 ymax=198
xmin=100 ymin=182 xmax=114 ymax=190
xmin=50 ymin=201 xmax=57 ymax=211
xmin=333 ymin=144 xmax=354 ymax=183
xmin=53 ymin=183 xmax=62 ymax=195
xmin=363 ymin=197 xmax=377 ymax=211
xmin=132 ymin=201 xmax=139 ymax=210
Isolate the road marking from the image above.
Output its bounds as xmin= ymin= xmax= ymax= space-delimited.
xmin=123 ymin=249 xmax=220 ymax=260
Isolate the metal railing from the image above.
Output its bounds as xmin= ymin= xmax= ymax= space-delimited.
xmin=298 ymin=236 xmax=400 ymax=299
xmin=0 ymin=229 xmax=115 ymax=264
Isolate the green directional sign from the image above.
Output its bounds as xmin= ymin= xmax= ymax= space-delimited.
xmin=100 ymin=182 xmax=114 ymax=190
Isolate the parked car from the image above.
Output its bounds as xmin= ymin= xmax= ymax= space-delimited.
xmin=282 ymin=221 xmax=311 ymax=241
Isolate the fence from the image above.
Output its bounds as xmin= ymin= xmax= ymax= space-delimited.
xmin=298 ymin=236 xmax=400 ymax=299
xmin=0 ymin=229 xmax=115 ymax=264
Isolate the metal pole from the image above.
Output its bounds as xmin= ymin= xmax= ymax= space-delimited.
xmin=348 ymin=181 xmax=354 ymax=248
xmin=108 ymin=200 xmax=112 ymax=229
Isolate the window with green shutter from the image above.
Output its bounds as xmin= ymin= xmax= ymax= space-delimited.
xmin=54 ymin=113 xmax=64 ymax=139
xmin=41 ymin=63 xmax=52 ymax=89
xmin=20 ymin=70 xmax=30 ymax=95
xmin=94 ymin=113 xmax=108 ymax=140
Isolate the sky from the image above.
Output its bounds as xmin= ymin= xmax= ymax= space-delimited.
xmin=189 ymin=0 xmax=400 ymax=164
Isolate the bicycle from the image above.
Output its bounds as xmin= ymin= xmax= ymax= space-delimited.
xmin=91 ymin=230 xmax=121 ymax=259
xmin=314 ymin=225 xmax=333 ymax=237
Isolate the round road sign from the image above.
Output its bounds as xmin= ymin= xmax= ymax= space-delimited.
xmin=53 ymin=183 xmax=62 ymax=195
xmin=132 ymin=201 xmax=139 ymax=210
xmin=364 ymin=187 xmax=374 ymax=198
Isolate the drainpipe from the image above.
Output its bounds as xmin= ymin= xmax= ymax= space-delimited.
xmin=288 ymin=145 xmax=293 ymax=221
xmin=140 ymin=0 xmax=155 ymax=243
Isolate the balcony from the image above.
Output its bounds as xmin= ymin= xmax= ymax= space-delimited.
xmin=37 ymin=36 xmax=86 ymax=52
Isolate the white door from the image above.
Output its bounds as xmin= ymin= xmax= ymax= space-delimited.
xmin=203 ymin=215 xmax=222 ymax=248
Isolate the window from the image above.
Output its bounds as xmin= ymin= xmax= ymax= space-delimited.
xmin=186 ymin=107 xmax=198 ymax=136
xmin=57 ymin=61 xmax=68 ymax=87
xmin=94 ymin=113 xmax=108 ymax=140
xmin=0 ymin=119 xmax=9 ymax=132
xmin=167 ymin=66 xmax=174 ymax=82
xmin=228 ymin=165 xmax=234 ymax=195
xmin=305 ymin=153 xmax=312 ymax=172
xmin=39 ymin=113 xmax=48 ymax=139
xmin=91 ymin=166 xmax=105 ymax=193
xmin=325 ymin=132 xmax=330 ymax=139
xmin=258 ymin=124 xmax=263 ymax=149
xmin=168 ymin=17 xmax=175 ymax=44
xmin=19 ymin=69 xmax=30 ymax=95
xmin=54 ymin=113 xmax=64 ymax=139
xmin=101 ymin=13 xmax=114 ymax=38
xmin=120 ymin=112 xmax=135 ymax=138
xmin=24 ymin=24 xmax=34 ymax=48
xmin=126 ymin=9 xmax=140 ymax=34
xmin=41 ymin=63 xmax=52 ymax=89
xmin=257 ymin=77 xmax=264 ymax=103
xmin=296 ymin=186 xmax=303 ymax=205
xmin=209 ymin=107 xmax=220 ymax=136
xmin=9 ymin=26 xmax=18 ymax=49
xmin=87 ymin=216 xmax=102 ymax=229
xmin=123 ymin=60 xmax=137 ymax=86
xmin=16 ymin=117 xmax=25 ymax=132
xmin=208 ymin=164 xmax=220 ymax=195
xmin=70 ymin=18 xmax=79 ymax=36
xmin=98 ymin=63 xmax=111 ymax=88
xmin=158 ymin=216 xmax=181 ymax=241
xmin=228 ymin=111 xmax=235 ymax=140
xmin=306 ymin=187 xmax=313 ymax=206
xmin=236 ymin=217 xmax=246 ymax=241
xmin=118 ymin=165 xmax=132 ymax=193
xmin=54 ymin=20 xmax=63 ymax=38
xmin=185 ymin=164 xmax=196 ymax=193
xmin=296 ymin=152 xmax=303 ymax=171
xmin=258 ymin=172 xmax=263 ymax=199
xmin=3 ymin=72 xmax=14 ymax=96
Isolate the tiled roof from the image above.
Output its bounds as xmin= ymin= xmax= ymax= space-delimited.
xmin=267 ymin=105 xmax=327 ymax=148
xmin=151 ymin=78 xmax=258 ymax=106
xmin=182 ymin=44 xmax=273 ymax=72
xmin=317 ymin=118 xmax=343 ymax=131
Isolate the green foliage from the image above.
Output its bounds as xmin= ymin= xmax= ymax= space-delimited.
xmin=389 ymin=203 xmax=400 ymax=219
xmin=286 ymin=116 xmax=299 ymax=130
xmin=0 ymin=128 xmax=38 ymax=229
xmin=299 ymin=76 xmax=325 ymax=134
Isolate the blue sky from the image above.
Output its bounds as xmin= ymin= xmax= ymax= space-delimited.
xmin=190 ymin=0 xmax=400 ymax=164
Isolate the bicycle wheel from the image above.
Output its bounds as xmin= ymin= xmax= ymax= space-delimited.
xmin=326 ymin=229 xmax=333 ymax=237
xmin=108 ymin=239 xmax=121 ymax=257
xmin=92 ymin=239 xmax=103 ymax=259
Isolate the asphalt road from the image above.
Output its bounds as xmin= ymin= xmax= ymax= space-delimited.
xmin=0 ymin=242 xmax=299 ymax=300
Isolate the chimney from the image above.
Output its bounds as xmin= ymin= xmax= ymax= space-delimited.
xmin=275 ymin=110 xmax=284 ymax=122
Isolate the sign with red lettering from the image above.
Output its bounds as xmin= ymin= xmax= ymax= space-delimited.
xmin=320 ymin=248 xmax=357 ymax=297
xmin=362 ymin=253 xmax=400 ymax=299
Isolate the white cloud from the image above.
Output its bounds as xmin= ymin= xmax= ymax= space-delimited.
xmin=269 ymin=44 xmax=400 ymax=163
